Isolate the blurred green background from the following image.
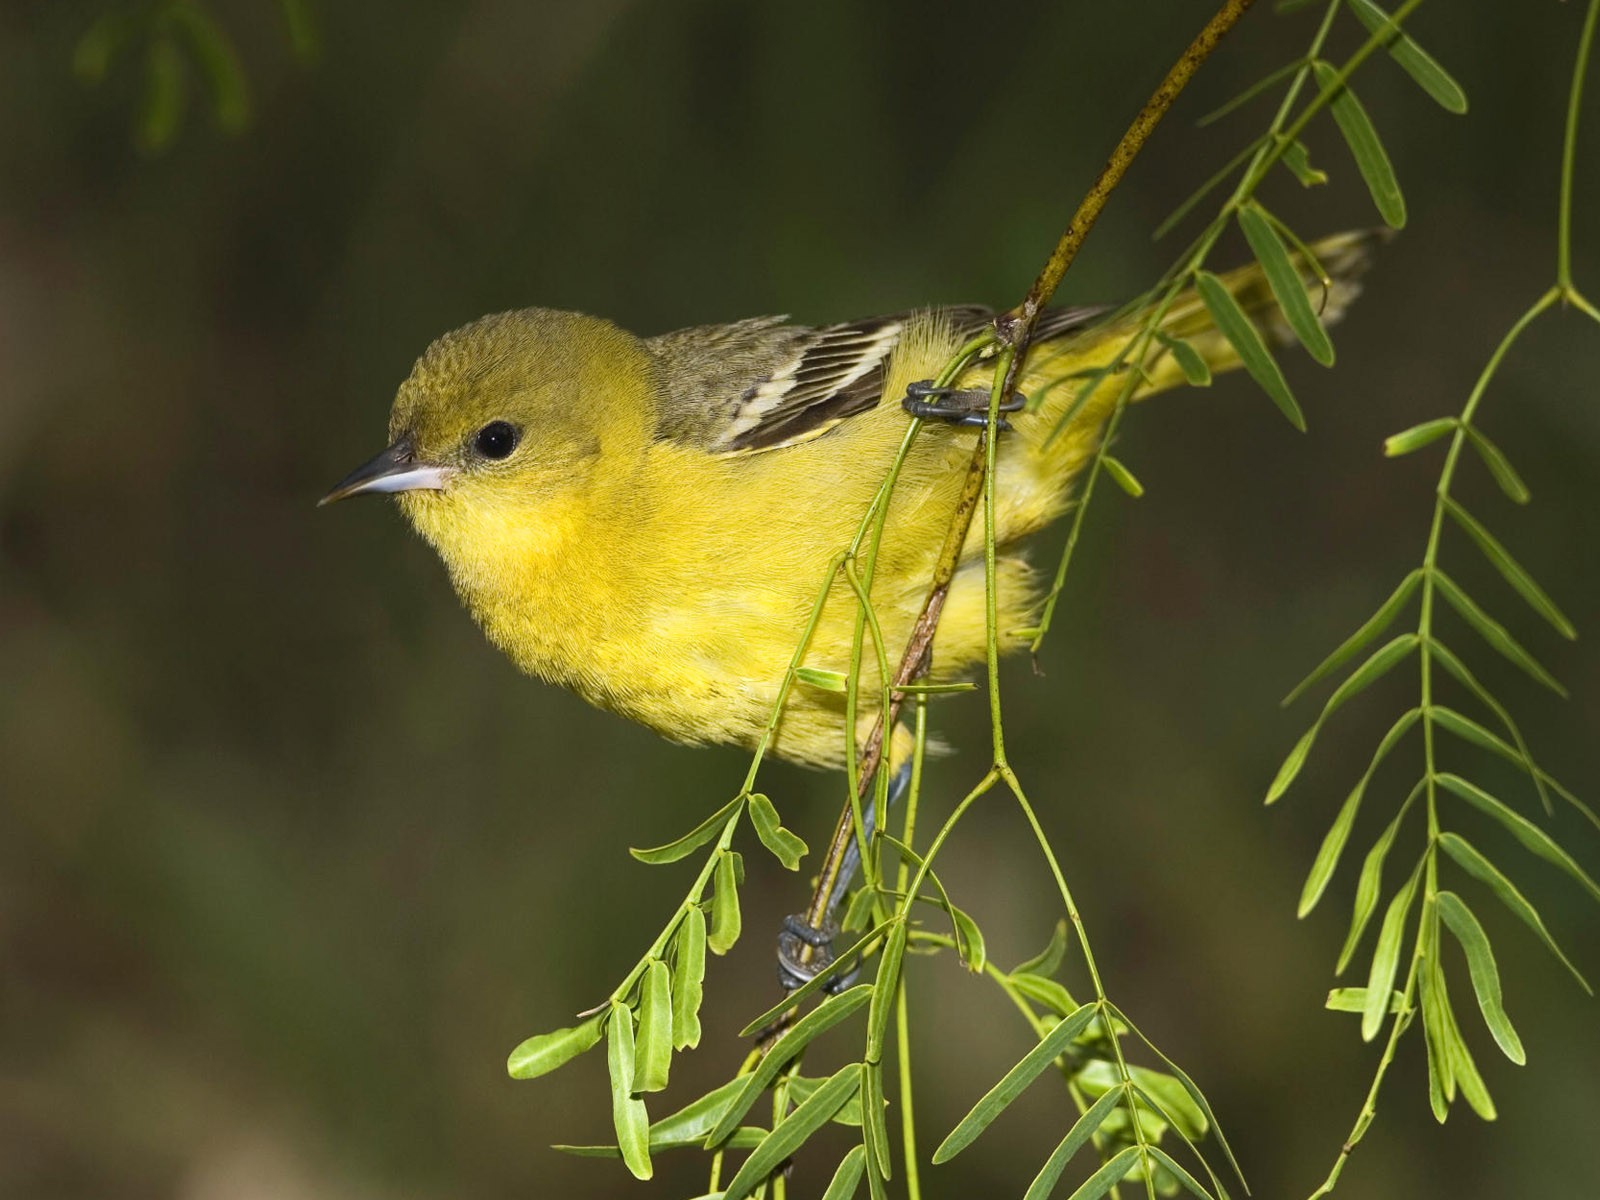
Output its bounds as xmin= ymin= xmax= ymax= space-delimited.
xmin=3 ymin=2 xmax=1597 ymax=1197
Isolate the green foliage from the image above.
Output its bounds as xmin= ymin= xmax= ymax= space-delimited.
xmin=934 ymin=1002 xmax=1099 ymax=1163
xmin=1265 ymin=5 xmax=1600 ymax=1192
xmin=73 ymin=1 xmax=318 ymax=152
xmin=484 ymin=4 xmax=1595 ymax=1199
xmin=1312 ymin=61 xmax=1406 ymax=227
xmin=505 ymin=1014 xmax=604 ymax=1081
xmin=1196 ymin=269 xmax=1305 ymax=429
xmin=606 ymin=1001 xmax=652 ymax=1179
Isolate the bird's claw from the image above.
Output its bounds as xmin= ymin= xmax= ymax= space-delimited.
xmin=902 ymin=380 xmax=1027 ymax=431
xmin=776 ymin=914 xmax=859 ymax=993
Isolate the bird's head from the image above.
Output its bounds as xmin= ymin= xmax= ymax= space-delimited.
xmin=320 ymin=308 xmax=654 ymax=555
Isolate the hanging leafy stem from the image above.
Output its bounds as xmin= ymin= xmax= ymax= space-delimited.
xmin=489 ymin=1 xmax=1597 ymax=1197
xmin=73 ymin=0 xmax=318 ymax=152
xmin=1264 ymin=2 xmax=1600 ymax=1197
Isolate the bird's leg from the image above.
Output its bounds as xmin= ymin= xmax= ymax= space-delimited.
xmin=775 ymin=758 xmax=912 ymax=992
xmin=901 ymin=379 xmax=1027 ymax=430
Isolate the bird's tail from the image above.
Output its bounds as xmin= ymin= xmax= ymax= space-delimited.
xmin=1024 ymin=228 xmax=1379 ymax=418
xmin=1145 ymin=227 xmax=1376 ymax=392
xmin=989 ymin=229 xmax=1380 ymax=539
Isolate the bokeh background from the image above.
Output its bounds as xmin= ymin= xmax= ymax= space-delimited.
xmin=3 ymin=2 xmax=1598 ymax=1197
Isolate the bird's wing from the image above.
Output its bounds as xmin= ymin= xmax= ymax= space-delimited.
xmin=646 ymin=305 xmax=1104 ymax=456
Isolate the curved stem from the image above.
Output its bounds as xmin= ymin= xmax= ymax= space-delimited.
xmin=1558 ymin=0 xmax=1600 ymax=289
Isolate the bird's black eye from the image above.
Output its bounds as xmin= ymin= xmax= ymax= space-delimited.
xmin=473 ymin=420 xmax=520 ymax=460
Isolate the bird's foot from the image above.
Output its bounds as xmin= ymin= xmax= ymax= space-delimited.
xmin=902 ymin=380 xmax=1026 ymax=430
xmin=775 ymin=913 xmax=859 ymax=993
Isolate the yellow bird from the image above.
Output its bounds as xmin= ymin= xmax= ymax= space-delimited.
xmin=323 ymin=235 xmax=1372 ymax=771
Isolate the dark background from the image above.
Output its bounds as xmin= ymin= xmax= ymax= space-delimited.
xmin=3 ymin=3 xmax=1598 ymax=1198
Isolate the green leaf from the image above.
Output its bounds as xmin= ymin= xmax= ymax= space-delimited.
xmin=1383 ymin=417 xmax=1458 ymax=457
xmin=1109 ymin=1002 xmax=1245 ymax=1191
xmin=630 ymin=795 xmax=742 ymax=864
xmin=932 ymin=1002 xmax=1099 ymax=1163
xmin=1422 ymin=946 xmax=1499 ymax=1122
xmin=1282 ymin=570 xmax=1422 ymax=707
xmin=1435 ymin=774 xmax=1600 ymax=903
xmin=1460 ymin=425 xmax=1530 ymax=503
xmin=1326 ymin=986 xmax=1403 ymax=1013
xmin=1146 ymin=1146 xmax=1216 ymax=1200
xmin=1441 ymin=497 xmax=1576 ymax=638
xmin=1265 ymin=727 xmax=1317 ymax=806
xmin=1154 ymin=134 xmax=1272 ymax=240
xmin=865 ymin=1152 xmax=888 ymax=1200
xmin=1429 ymin=641 xmax=1554 ymax=815
xmin=796 ymin=666 xmax=849 ymax=692
xmin=1439 ymin=832 xmax=1592 ymax=993
xmin=506 ymin=1013 xmax=604 ymax=1080
xmin=1299 ymin=708 xmax=1421 ymax=916
xmin=1437 ymin=891 xmax=1525 ymax=1064
xmin=1131 ymin=1070 xmax=1208 ymax=1141
xmin=1346 ymin=0 xmax=1469 ymax=114
xmin=708 ymin=850 xmax=742 ymax=955
xmin=866 ymin=920 xmax=909 ymax=1062
xmin=1100 ymin=454 xmax=1145 ymax=498
xmin=139 ymin=37 xmax=187 ymax=153
xmin=648 ymin=1077 xmax=745 ymax=1146
xmin=722 ymin=1064 xmax=861 ymax=1200
xmin=749 ymin=792 xmax=808 ymax=870
xmin=1238 ymin=204 xmax=1335 ymax=365
xmin=951 ymin=906 xmax=988 ymax=973
xmin=1198 ymin=56 xmax=1308 ymax=126
xmin=1280 ymin=137 xmax=1328 ymax=186
xmin=1313 ymin=61 xmax=1406 ymax=228
xmin=1010 ymin=971 xmax=1080 ymax=1017
xmin=1430 ymin=706 xmax=1523 ymax=767
xmin=672 ymin=906 xmax=706 ymax=1050
xmin=785 ymin=1075 xmax=864 ymax=1126
xmin=863 ymin=1062 xmax=892 ymax=1182
xmin=1430 ymin=705 xmax=1591 ymax=829
xmin=1418 ymin=947 xmax=1455 ymax=1121
xmin=890 ymin=680 xmax=978 ymax=695
xmin=1325 ymin=633 xmax=1419 ymax=712
xmin=1022 ymin=1086 xmax=1125 ymax=1200
xmin=606 ymin=1003 xmax=651 ymax=1179
xmin=168 ymin=3 xmax=250 ymax=132
xmin=822 ymin=1146 xmax=868 ymax=1200
xmin=1086 ymin=1077 xmax=1168 ymax=1144
xmin=707 ymin=984 xmax=873 ymax=1146
xmin=1195 ymin=269 xmax=1305 ymax=429
xmin=1063 ymin=1145 xmax=1141 ymax=1200
xmin=1269 ymin=634 xmax=1418 ymax=805
xmin=1154 ymin=330 xmax=1212 ymax=386
xmin=1337 ymin=780 xmax=1420 ymax=974
xmin=842 ymin=884 xmax=880 ymax=932
xmin=1013 ymin=918 xmax=1070 ymax=978
xmin=632 ymin=960 xmax=672 ymax=1093
xmin=279 ymin=0 xmax=322 ymax=63
xmin=1300 ymin=784 xmax=1364 ymax=919
xmin=1363 ymin=865 xmax=1420 ymax=1040
xmin=1432 ymin=570 xmax=1565 ymax=696
xmin=552 ymin=1126 xmax=766 ymax=1159
xmin=73 ymin=12 xmax=127 ymax=84
xmin=1442 ymin=975 xmax=1497 ymax=1120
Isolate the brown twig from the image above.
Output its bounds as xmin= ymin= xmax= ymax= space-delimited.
xmin=794 ymin=0 xmax=1259 ymax=970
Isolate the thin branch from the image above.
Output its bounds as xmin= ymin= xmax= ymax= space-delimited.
xmin=800 ymin=0 xmax=1258 ymax=938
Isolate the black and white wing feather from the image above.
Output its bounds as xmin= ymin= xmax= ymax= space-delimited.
xmin=645 ymin=304 xmax=1103 ymax=456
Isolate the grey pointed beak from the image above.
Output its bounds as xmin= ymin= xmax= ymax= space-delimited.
xmin=318 ymin=437 xmax=455 ymax=507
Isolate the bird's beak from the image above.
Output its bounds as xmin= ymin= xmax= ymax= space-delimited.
xmin=318 ymin=436 xmax=455 ymax=507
